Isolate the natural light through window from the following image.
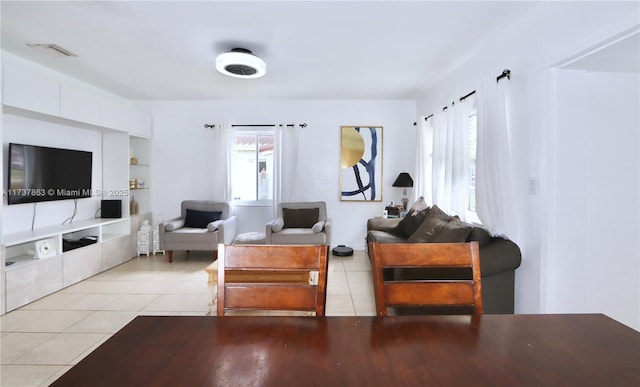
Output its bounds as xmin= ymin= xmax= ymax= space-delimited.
xmin=232 ymin=132 xmax=274 ymax=204
xmin=467 ymin=110 xmax=480 ymax=224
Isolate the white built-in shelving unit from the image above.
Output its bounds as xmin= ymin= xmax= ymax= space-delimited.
xmin=0 ymin=52 xmax=153 ymax=314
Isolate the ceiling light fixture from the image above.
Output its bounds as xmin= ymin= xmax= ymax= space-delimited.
xmin=27 ymin=43 xmax=77 ymax=57
xmin=216 ymin=48 xmax=266 ymax=79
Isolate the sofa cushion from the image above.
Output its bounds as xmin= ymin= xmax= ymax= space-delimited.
xmin=269 ymin=228 xmax=327 ymax=244
xmin=283 ymin=208 xmax=319 ymax=228
xmin=367 ymin=230 xmax=408 ymax=244
xmin=184 ymin=209 xmax=222 ymax=228
xmin=397 ymin=197 xmax=430 ymax=237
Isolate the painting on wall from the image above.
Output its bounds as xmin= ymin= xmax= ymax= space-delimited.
xmin=340 ymin=126 xmax=383 ymax=202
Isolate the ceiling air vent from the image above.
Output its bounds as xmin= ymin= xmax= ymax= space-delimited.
xmin=27 ymin=43 xmax=78 ymax=57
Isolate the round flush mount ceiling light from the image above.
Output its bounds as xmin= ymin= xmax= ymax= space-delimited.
xmin=216 ymin=48 xmax=266 ymax=79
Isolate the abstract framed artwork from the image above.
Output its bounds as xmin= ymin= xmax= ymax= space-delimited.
xmin=340 ymin=126 xmax=383 ymax=202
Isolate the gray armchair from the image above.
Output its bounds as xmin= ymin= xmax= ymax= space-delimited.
xmin=265 ymin=201 xmax=332 ymax=246
xmin=159 ymin=201 xmax=237 ymax=262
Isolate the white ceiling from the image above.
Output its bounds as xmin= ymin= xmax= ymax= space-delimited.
xmin=1 ymin=1 xmax=544 ymax=100
xmin=6 ymin=1 xmax=637 ymax=102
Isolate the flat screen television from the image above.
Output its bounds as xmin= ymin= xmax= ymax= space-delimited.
xmin=7 ymin=143 xmax=93 ymax=205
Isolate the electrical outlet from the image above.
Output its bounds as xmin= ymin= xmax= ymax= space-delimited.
xmin=528 ymin=177 xmax=538 ymax=195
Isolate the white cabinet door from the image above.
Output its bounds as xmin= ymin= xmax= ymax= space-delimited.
xmin=60 ymin=83 xmax=101 ymax=125
xmin=102 ymin=235 xmax=131 ymax=269
xmin=2 ymin=54 xmax=60 ymax=116
xmin=128 ymin=109 xmax=152 ymax=138
xmin=5 ymin=256 xmax=63 ymax=311
xmin=100 ymin=97 xmax=129 ymax=132
xmin=62 ymin=244 xmax=102 ymax=287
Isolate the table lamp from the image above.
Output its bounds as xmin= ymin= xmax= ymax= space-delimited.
xmin=392 ymin=172 xmax=414 ymax=210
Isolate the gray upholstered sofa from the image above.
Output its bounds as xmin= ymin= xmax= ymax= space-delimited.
xmin=159 ymin=200 xmax=237 ymax=262
xmin=265 ymin=201 xmax=332 ymax=245
xmin=366 ymin=202 xmax=521 ymax=314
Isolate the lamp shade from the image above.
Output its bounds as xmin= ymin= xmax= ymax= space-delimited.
xmin=392 ymin=172 xmax=413 ymax=188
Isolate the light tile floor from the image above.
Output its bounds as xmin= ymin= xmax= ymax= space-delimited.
xmin=0 ymin=250 xmax=374 ymax=386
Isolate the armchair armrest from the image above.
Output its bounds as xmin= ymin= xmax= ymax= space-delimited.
xmin=265 ymin=218 xmax=282 ymax=244
xmin=324 ymin=218 xmax=332 ymax=246
xmin=159 ymin=217 xmax=182 ymax=250
xmin=217 ymin=215 xmax=237 ymax=245
xmin=207 ymin=220 xmax=223 ymax=232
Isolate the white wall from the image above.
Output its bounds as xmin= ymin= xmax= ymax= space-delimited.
xmin=2 ymin=114 xmax=103 ymax=234
xmin=147 ymin=99 xmax=416 ymax=249
xmin=548 ymin=70 xmax=639 ymax=330
xmin=415 ymin=1 xmax=639 ymax=320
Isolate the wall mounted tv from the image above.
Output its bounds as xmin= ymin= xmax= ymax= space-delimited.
xmin=7 ymin=143 xmax=93 ymax=205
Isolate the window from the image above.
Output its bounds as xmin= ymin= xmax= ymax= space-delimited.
xmin=231 ymin=132 xmax=274 ymax=203
xmin=466 ymin=109 xmax=480 ymax=223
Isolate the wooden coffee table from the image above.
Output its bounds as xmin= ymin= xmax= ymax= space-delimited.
xmin=204 ymin=261 xmax=309 ymax=315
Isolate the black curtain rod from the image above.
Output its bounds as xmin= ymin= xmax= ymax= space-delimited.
xmin=497 ymin=69 xmax=511 ymax=82
xmin=413 ymin=113 xmax=436 ymax=126
xmin=414 ymin=68 xmax=510 ymax=126
xmin=204 ymin=123 xmax=307 ymax=129
xmin=459 ymin=90 xmax=476 ymax=102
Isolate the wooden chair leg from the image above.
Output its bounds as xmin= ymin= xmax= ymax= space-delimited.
xmin=168 ymin=250 xmax=173 ymax=263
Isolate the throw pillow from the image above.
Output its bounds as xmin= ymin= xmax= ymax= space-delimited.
xmin=432 ymin=220 xmax=473 ymax=243
xmin=184 ymin=209 xmax=222 ymax=228
xmin=282 ymin=208 xmax=320 ymax=228
xmin=164 ymin=219 xmax=184 ymax=232
xmin=397 ymin=197 xmax=430 ymax=237
xmin=407 ymin=210 xmax=451 ymax=243
xmin=466 ymin=226 xmax=492 ymax=246
xmin=271 ymin=218 xmax=284 ymax=232
xmin=312 ymin=221 xmax=325 ymax=233
xmin=427 ymin=204 xmax=457 ymax=222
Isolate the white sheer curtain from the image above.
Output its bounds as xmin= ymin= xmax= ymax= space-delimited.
xmin=431 ymin=110 xmax=448 ymax=208
xmin=211 ymin=122 xmax=233 ymax=201
xmin=414 ymin=116 xmax=433 ymax=204
xmin=450 ymin=98 xmax=473 ymax=218
xmin=476 ymin=76 xmax=517 ymax=237
xmin=273 ymin=123 xmax=300 ymax=216
xmin=430 ymin=99 xmax=473 ymax=219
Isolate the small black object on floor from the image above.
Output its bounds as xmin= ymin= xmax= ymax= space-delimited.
xmin=332 ymin=245 xmax=353 ymax=256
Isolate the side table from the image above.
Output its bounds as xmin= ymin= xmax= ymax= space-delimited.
xmin=137 ymin=230 xmax=150 ymax=256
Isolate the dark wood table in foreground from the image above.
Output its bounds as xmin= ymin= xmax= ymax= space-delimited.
xmin=52 ymin=314 xmax=639 ymax=386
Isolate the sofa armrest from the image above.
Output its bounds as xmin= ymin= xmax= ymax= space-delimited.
xmin=367 ymin=217 xmax=402 ymax=233
xmin=479 ymin=237 xmax=522 ymax=277
xmin=218 ymin=215 xmax=237 ymax=245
